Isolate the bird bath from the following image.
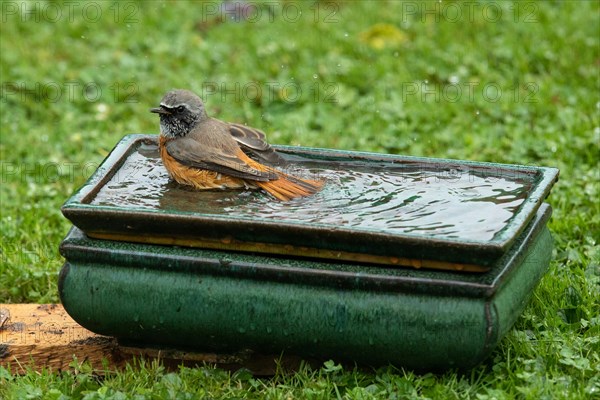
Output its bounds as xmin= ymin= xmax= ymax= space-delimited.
xmin=59 ymin=134 xmax=558 ymax=368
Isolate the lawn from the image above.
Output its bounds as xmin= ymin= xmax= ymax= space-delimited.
xmin=0 ymin=0 xmax=598 ymax=398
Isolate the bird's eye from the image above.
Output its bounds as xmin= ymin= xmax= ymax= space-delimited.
xmin=177 ymin=106 xmax=185 ymax=113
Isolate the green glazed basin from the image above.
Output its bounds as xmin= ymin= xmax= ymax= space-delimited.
xmin=61 ymin=135 xmax=559 ymax=272
xmin=59 ymin=135 xmax=558 ymax=368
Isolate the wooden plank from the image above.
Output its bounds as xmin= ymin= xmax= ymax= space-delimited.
xmin=0 ymin=304 xmax=121 ymax=373
xmin=0 ymin=304 xmax=310 ymax=375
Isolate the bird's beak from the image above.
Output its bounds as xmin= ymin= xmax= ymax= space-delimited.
xmin=150 ymin=107 xmax=170 ymax=114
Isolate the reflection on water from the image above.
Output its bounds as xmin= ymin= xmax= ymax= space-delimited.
xmin=91 ymin=143 xmax=532 ymax=241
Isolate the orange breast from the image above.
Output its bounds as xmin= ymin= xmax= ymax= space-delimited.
xmin=159 ymin=136 xmax=249 ymax=190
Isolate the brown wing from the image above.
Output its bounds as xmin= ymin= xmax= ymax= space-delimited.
xmin=229 ymin=123 xmax=287 ymax=166
xmin=165 ymin=137 xmax=275 ymax=181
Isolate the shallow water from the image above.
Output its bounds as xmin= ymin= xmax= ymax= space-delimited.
xmin=91 ymin=144 xmax=532 ymax=241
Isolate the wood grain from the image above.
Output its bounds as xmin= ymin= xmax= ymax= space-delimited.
xmin=0 ymin=304 xmax=309 ymax=375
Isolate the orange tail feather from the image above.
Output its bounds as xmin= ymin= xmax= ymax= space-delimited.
xmin=237 ymin=150 xmax=324 ymax=201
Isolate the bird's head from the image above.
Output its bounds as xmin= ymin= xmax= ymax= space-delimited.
xmin=150 ymin=89 xmax=208 ymax=138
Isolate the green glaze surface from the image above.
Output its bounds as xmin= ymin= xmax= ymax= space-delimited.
xmin=59 ymin=206 xmax=553 ymax=369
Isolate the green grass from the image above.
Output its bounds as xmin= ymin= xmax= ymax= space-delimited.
xmin=1 ymin=0 xmax=599 ymax=398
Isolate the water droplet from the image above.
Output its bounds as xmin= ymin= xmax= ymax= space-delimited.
xmin=344 ymin=33 xmax=349 ymax=37
xmin=80 ymin=35 xmax=85 ymax=39
xmin=449 ymin=75 xmax=459 ymax=84
xmin=313 ymin=74 xmax=318 ymax=79
xmin=476 ymin=110 xmax=480 ymax=115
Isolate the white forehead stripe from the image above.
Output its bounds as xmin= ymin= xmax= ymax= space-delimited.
xmin=159 ymin=102 xmax=190 ymax=109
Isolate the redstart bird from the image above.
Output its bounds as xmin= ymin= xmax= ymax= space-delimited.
xmin=150 ymin=89 xmax=324 ymax=201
